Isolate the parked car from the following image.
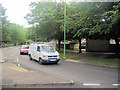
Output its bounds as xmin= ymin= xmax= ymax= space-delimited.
xmin=28 ymin=42 xmax=60 ymax=64
xmin=20 ymin=45 xmax=29 ymax=54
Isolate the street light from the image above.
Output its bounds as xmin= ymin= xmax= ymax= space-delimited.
xmin=64 ymin=0 xmax=66 ymax=57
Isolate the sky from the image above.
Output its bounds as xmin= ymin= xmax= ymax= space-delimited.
xmin=1 ymin=0 xmax=40 ymax=28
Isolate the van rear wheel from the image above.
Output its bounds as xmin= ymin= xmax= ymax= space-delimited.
xmin=39 ymin=58 xmax=43 ymax=65
xmin=29 ymin=54 xmax=32 ymax=60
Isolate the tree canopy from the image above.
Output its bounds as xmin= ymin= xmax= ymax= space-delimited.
xmin=1 ymin=4 xmax=28 ymax=44
xmin=25 ymin=1 xmax=120 ymax=53
xmin=1 ymin=4 xmax=10 ymax=42
xmin=25 ymin=1 xmax=119 ymax=40
xmin=8 ymin=23 xmax=27 ymax=43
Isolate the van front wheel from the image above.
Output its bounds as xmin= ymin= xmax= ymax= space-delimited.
xmin=39 ymin=58 xmax=43 ymax=65
xmin=29 ymin=54 xmax=32 ymax=60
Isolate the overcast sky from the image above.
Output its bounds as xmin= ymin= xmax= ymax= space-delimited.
xmin=1 ymin=0 xmax=40 ymax=28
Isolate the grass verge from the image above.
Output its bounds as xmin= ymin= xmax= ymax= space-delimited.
xmin=58 ymin=49 xmax=86 ymax=60
xmin=58 ymin=49 xmax=119 ymax=67
xmin=83 ymin=59 xmax=119 ymax=67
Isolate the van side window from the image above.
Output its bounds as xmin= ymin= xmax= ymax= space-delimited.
xmin=37 ymin=46 xmax=40 ymax=51
xmin=32 ymin=45 xmax=35 ymax=50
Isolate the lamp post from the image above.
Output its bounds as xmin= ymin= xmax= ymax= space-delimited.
xmin=64 ymin=0 xmax=66 ymax=57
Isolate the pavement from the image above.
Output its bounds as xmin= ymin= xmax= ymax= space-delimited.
xmin=2 ymin=62 xmax=74 ymax=88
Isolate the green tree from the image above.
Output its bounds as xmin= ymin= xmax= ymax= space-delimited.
xmin=25 ymin=1 xmax=65 ymax=50
xmin=1 ymin=4 xmax=11 ymax=42
xmin=25 ymin=1 xmax=119 ymax=54
xmin=8 ymin=23 xmax=27 ymax=43
xmin=25 ymin=2 xmax=57 ymax=39
xmin=66 ymin=2 xmax=115 ymax=53
xmin=91 ymin=2 xmax=120 ymax=54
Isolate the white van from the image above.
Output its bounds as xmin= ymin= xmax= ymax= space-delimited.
xmin=28 ymin=42 xmax=60 ymax=64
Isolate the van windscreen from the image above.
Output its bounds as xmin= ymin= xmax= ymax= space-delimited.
xmin=41 ymin=45 xmax=55 ymax=52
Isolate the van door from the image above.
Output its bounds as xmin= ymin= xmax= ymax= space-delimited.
xmin=32 ymin=45 xmax=37 ymax=59
xmin=35 ymin=46 xmax=41 ymax=61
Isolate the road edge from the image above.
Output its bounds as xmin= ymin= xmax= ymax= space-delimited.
xmin=1 ymin=80 xmax=75 ymax=88
xmin=65 ymin=59 xmax=119 ymax=69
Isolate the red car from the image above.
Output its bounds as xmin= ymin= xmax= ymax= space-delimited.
xmin=20 ymin=45 xmax=29 ymax=54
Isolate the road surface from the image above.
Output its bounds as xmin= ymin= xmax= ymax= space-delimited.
xmin=1 ymin=46 xmax=119 ymax=88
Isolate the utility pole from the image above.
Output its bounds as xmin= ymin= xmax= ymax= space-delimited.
xmin=64 ymin=0 xmax=66 ymax=57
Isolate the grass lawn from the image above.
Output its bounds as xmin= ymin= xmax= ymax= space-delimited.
xmin=58 ymin=49 xmax=86 ymax=60
xmin=58 ymin=49 xmax=119 ymax=67
xmin=84 ymin=59 xmax=119 ymax=67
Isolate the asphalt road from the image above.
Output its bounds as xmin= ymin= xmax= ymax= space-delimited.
xmin=2 ymin=46 xmax=119 ymax=88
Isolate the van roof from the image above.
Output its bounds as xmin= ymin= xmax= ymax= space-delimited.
xmin=37 ymin=44 xmax=49 ymax=46
xmin=32 ymin=42 xmax=49 ymax=44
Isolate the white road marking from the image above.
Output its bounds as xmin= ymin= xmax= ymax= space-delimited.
xmin=17 ymin=57 xmax=18 ymax=62
xmin=83 ymin=83 xmax=101 ymax=86
xmin=17 ymin=64 xmax=21 ymax=67
xmin=16 ymin=56 xmax=21 ymax=66
xmin=112 ymin=84 xmax=120 ymax=86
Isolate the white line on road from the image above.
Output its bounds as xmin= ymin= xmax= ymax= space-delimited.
xmin=17 ymin=57 xmax=18 ymax=62
xmin=17 ymin=63 xmax=21 ymax=67
xmin=112 ymin=84 xmax=120 ymax=86
xmin=83 ymin=83 xmax=101 ymax=86
xmin=16 ymin=56 xmax=21 ymax=67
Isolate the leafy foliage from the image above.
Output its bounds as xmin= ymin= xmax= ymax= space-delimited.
xmin=25 ymin=2 xmax=67 ymax=42
xmin=1 ymin=5 xmax=28 ymax=44
xmin=25 ymin=1 xmax=119 ymax=53
xmin=1 ymin=5 xmax=11 ymax=41
xmin=8 ymin=23 xmax=27 ymax=43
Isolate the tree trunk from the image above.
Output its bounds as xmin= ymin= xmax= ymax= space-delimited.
xmin=78 ymin=39 xmax=82 ymax=53
xmin=58 ymin=39 xmax=61 ymax=51
xmin=115 ymin=38 xmax=119 ymax=55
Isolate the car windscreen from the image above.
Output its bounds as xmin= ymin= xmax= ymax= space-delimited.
xmin=41 ymin=45 xmax=55 ymax=52
xmin=21 ymin=46 xmax=29 ymax=49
